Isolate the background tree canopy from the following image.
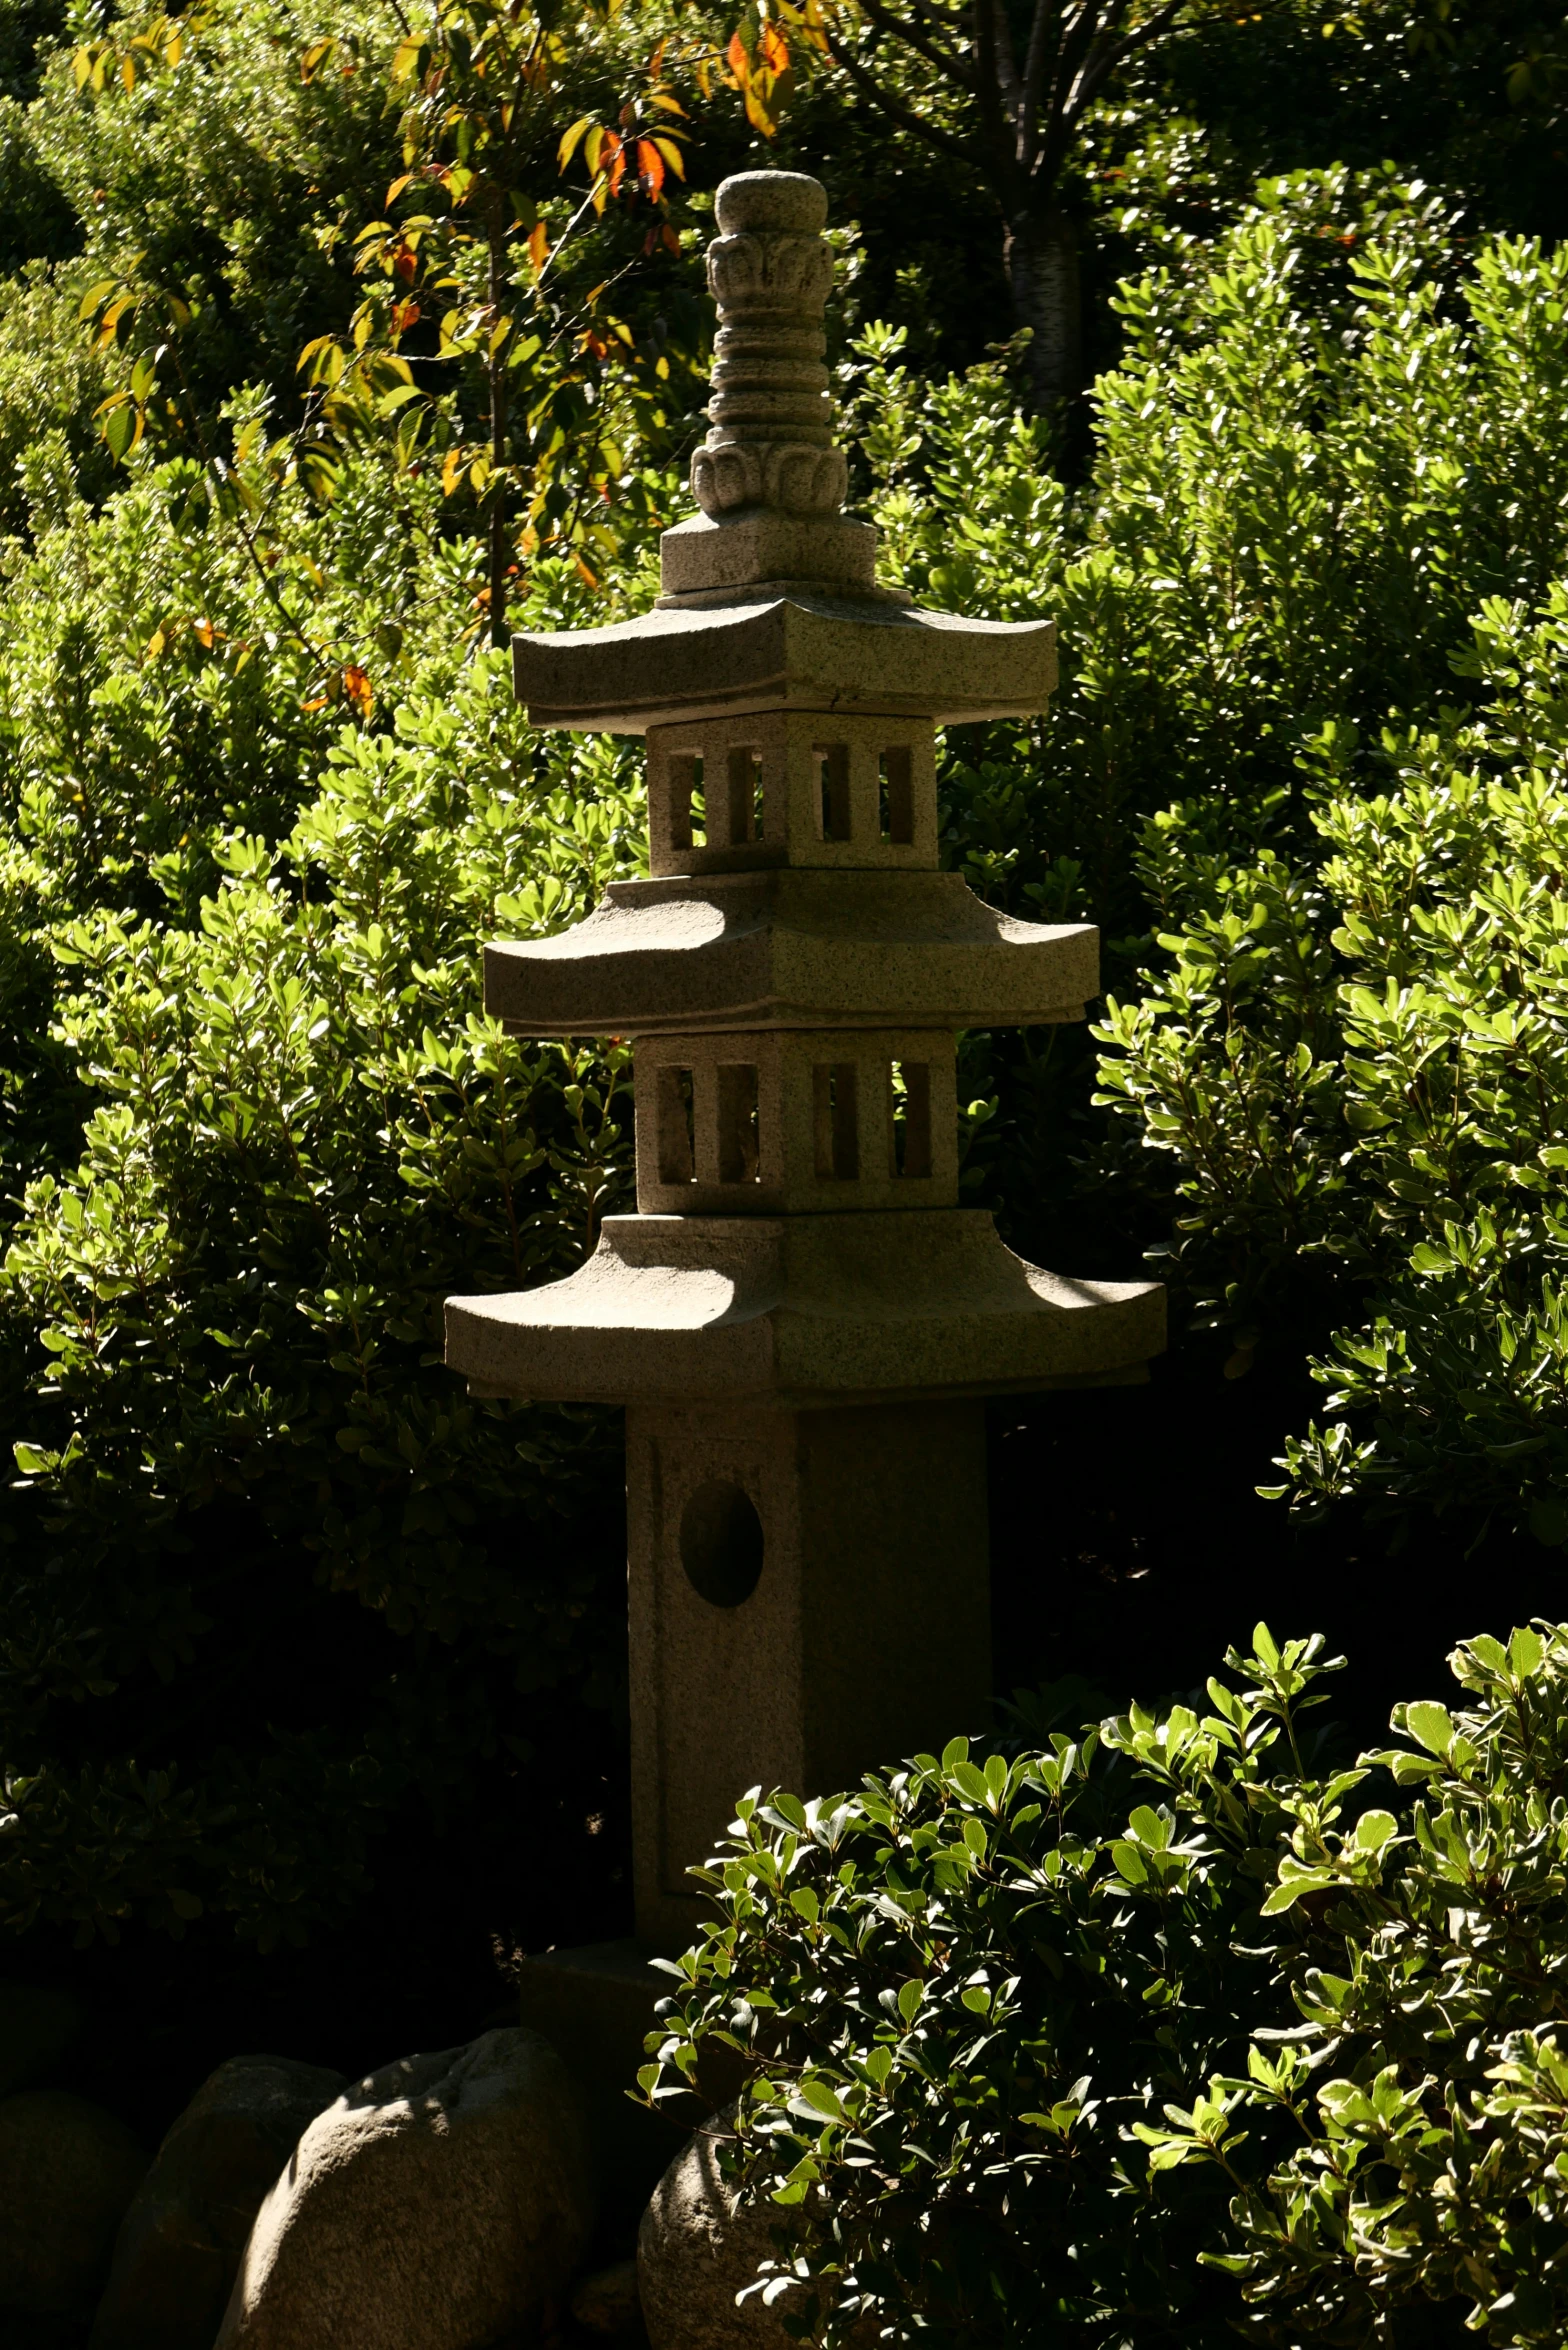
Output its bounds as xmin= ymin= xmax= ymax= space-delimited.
xmin=0 ymin=0 xmax=1561 ymax=2136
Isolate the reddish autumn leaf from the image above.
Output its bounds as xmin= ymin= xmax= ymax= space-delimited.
xmin=637 ymin=138 xmax=665 ymax=198
xmin=393 ymin=243 xmax=418 ymax=284
xmin=390 ymin=299 xmax=422 ymax=333
xmin=342 ymin=664 xmax=374 ymax=719
xmin=604 ymin=129 xmax=626 ymax=194
xmin=761 ymin=23 xmax=789 ymax=74
xmin=726 ymin=27 xmax=749 ymax=83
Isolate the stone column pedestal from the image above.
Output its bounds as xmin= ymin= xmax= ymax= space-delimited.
xmin=627 ymin=1399 xmax=989 ymax=1946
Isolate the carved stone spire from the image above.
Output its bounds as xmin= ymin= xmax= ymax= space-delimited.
xmin=691 ymin=170 xmax=846 ymax=522
xmin=658 ymin=170 xmax=885 ymax=607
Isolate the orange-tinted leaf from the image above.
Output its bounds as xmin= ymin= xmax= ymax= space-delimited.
xmin=637 ymin=139 xmax=665 ymax=198
xmin=727 ymin=28 xmax=750 ymax=84
xmin=605 ymin=130 xmax=626 ymax=193
xmin=342 ymin=664 xmax=374 ymax=719
xmin=527 ymin=220 xmax=549 ymax=271
xmin=761 ymin=23 xmax=789 ymax=74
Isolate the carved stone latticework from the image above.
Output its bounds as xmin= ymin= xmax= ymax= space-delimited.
xmin=446 ymin=174 xmax=1166 ymax=1960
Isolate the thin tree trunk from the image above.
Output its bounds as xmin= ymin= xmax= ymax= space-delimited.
xmin=487 ymin=206 xmax=509 ymax=649
xmin=1004 ymin=203 xmax=1082 ymax=411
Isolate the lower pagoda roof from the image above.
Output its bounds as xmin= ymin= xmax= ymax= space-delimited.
xmin=446 ymin=1209 xmax=1164 ymax=1409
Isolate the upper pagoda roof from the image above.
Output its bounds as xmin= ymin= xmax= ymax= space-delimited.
xmin=511 ymin=590 xmax=1057 ymax=735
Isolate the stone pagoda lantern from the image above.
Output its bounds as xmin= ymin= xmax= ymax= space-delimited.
xmin=446 ymin=170 xmax=1164 ymax=1963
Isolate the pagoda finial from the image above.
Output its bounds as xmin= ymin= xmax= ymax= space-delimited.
xmin=690 ymin=171 xmax=846 ymax=523
xmin=658 ymin=170 xmax=883 ymax=606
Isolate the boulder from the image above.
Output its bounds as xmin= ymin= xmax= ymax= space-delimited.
xmin=638 ymin=2116 xmax=800 ymax=2350
xmin=0 ymin=2089 xmax=147 ymax=2320
xmin=88 ymin=2053 xmax=346 ymax=2350
xmin=0 ymin=1981 xmax=83 ymax=2099
xmin=216 ymin=2026 xmax=595 ymax=2350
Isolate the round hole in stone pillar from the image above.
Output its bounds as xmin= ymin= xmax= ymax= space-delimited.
xmin=680 ymin=1480 xmax=764 ymax=1606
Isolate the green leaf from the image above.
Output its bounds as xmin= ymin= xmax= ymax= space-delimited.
xmin=1403 ymin=1702 xmax=1454 ymax=1758
xmin=795 ymin=2077 xmax=848 ymax=2124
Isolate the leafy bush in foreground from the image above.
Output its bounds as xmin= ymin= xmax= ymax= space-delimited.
xmin=647 ymin=1622 xmax=1568 ymax=2349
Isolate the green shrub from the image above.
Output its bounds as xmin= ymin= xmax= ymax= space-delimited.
xmin=837 ymin=187 xmax=1568 ymax=1277
xmin=859 ymin=175 xmax=1568 ymax=946
xmin=845 ymin=192 xmax=1568 ymax=1544
xmin=645 ymin=1621 xmax=1568 ymax=2349
xmin=0 ymin=645 xmax=646 ymax=1944
xmin=1095 ymin=579 xmax=1568 ymax=1544
xmin=0 ymin=420 xmax=660 ymax=1944
xmin=0 ymin=0 xmax=704 ymax=1954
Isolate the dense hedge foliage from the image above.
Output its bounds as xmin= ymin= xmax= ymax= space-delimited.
xmin=0 ymin=0 xmax=1563 ymax=1972
xmin=646 ymin=1620 xmax=1568 ymax=2349
xmin=0 ymin=442 xmax=651 ymax=1943
xmin=853 ymin=195 xmax=1568 ymax=1549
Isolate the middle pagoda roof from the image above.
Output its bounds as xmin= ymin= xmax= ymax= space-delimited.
xmin=486 ymin=868 xmax=1096 ymax=1038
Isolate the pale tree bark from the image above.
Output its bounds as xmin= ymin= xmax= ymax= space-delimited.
xmin=1004 ymin=204 xmax=1082 ymax=409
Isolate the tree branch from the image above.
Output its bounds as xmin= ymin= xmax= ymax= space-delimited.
xmin=899 ymin=0 xmax=973 ymax=55
xmin=985 ymin=0 xmax=1025 ymax=123
xmin=1032 ymin=0 xmax=1108 ymax=165
xmin=1064 ymin=0 xmax=1187 ymax=127
xmin=823 ymin=28 xmax=986 ymax=168
xmin=851 ymin=0 xmax=977 ymax=90
xmin=1020 ymin=0 xmax=1065 ymax=155
xmin=968 ymin=0 xmax=1018 ymax=200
